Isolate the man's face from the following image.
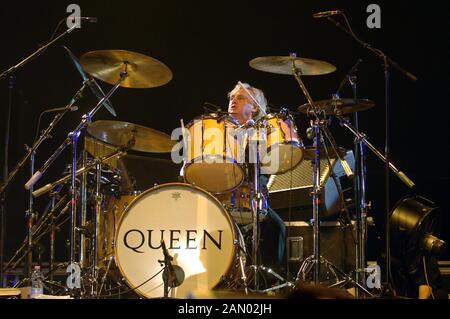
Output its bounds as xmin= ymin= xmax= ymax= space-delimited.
xmin=228 ymin=88 xmax=256 ymax=124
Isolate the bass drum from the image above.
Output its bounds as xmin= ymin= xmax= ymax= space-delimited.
xmin=115 ymin=183 xmax=246 ymax=298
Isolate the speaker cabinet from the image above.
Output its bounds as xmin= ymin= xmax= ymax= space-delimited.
xmin=285 ymin=221 xmax=356 ymax=278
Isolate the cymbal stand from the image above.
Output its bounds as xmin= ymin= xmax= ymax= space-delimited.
xmin=348 ymin=70 xmax=368 ymax=298
xmin=334 ymin=60 xmax=370 ymax=297
xmin=88 ymin=159 xmax=103 ymax=297
xmin=288 ymin=53 xmax=324 ymax=285
xmin=336 ymin=117 xmax=415 ymax=189
xmin=289 ymin=54 xmax=369 ymax=294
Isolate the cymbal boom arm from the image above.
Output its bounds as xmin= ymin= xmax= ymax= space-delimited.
xmin=337 ymin=116 xmax=415 ymax=188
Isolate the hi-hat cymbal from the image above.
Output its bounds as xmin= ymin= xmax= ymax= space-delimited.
xmin=298 ymin=98 xmax=375 ymax=115
xmin=249 ymin=56 xmax=336 ymax=76
xmin=80 ymin=50 xmax=172 ymax=88
xmin=87 ymin=120 xmax=176 ymax=153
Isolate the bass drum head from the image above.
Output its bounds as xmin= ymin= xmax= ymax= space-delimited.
xmin=115 ymin=183 xmax=238 ymax=298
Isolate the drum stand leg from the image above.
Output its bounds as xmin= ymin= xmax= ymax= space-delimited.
xmin=297 ymin=255 xmax=373 ymax=297
xmin=291 ymin=63 xmax=369 ymax=296
xmin=97 ymin=256 xmax=114 ymax=297
xmin=237 ymin=244 xmax=249 ymax=294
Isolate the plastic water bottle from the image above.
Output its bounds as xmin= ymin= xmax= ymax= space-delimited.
xmin=30 ymin=265 xmax=44 ymax=299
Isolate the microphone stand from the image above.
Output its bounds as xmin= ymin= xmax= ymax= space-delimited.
xmin=24 ymin=71 xmax=128 ymax=296
xmin=326 ymin=15 xmax=417 ymax=294
xmin=0 ymin=24 xmax=81 ymax=81
xmin=158 ymin=240 xmax=184 ymax=298
xmin=0 ymin=20 xmax=82 ymax=286
xmin=0 ymin=75 xmax=14 ymax=287
xmin=0 ymin=83 xmax=86 ymax=282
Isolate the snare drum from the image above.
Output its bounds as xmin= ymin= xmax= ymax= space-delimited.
xmin=115 ymin=183 xmax=246 ymax=298
xmin=259 ymin=113 xmax=304 ymax=174
xmin=184 ymin=113 xmax=244 ymax=193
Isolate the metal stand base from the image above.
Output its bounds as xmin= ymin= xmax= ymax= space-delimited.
xmin=297 ymin=255 xmax=373 ymax=297
xmin=245 ymin=265 xmax=293 ymax=294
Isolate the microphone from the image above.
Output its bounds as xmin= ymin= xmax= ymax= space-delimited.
xmin=160 ymin=240 xmax=185 ymax=288
xmin=44 ymin=105 xmax=78 ymax=113
xmin=63 ymin=46 xmax=117 ymax=117
xmin=313 ymin=10 xmax=341 ymax=18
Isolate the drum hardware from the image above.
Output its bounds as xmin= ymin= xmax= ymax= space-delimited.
xmin=288 ymin=55 xmax=375 ymax=294
xmin=253 ymin=52 xmax=372 ymax=293
xmin=3 ymin=189 xmax=70 ymax=273
xmin=249 ymin=52 xmax=357 ymax=288
xmin=64 ymin=46 xmax=117 ymax=117
xmin=23 ymin=49 xmax=172 ymax=296
xmin=339 ymin=60 xmax=367 ymax=298
xmin=239 ymin=110 xmax=288 ymax=292
xmin=32 ymin=150 xmax=127 ymax=199
xmin=323 ymin=13 xmax=417 ymax=295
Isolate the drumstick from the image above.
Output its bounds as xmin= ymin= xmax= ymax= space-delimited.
xmin=238 ymin=81 xmax=267 ymax=117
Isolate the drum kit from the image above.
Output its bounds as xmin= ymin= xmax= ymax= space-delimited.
xmin=3 ymin=45 xmax=414 ymax=299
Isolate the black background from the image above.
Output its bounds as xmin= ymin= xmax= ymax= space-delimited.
xmin=1 ymin=0 xmax=449 ymax=270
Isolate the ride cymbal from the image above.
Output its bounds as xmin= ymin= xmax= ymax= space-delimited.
xmin=250 ymin=56 xmax=336 ymax=76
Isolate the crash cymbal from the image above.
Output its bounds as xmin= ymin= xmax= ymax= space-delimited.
xmin=87 ymin=120 xmax=176 ymax=153
xmin=298 ymin=98 xmax=375 ymax=115
xmin=80 ymin=50 xmax=172 ymax=88
xmin=249 ymin=56 xmax=336 ymax=76
xmin=303 ymin=146 xmax=347 ymax=160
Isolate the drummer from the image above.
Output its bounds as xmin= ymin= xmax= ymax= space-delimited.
xmin=227 ymin=82 xmax=286 ymax=273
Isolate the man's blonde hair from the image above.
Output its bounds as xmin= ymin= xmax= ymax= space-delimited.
xmin=228 ymin=82 xmax=267 ymax=120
